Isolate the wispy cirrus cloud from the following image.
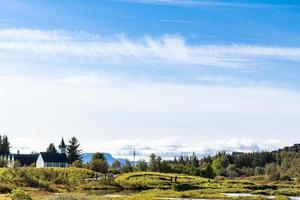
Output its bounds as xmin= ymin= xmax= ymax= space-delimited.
xmin=120 ymin=0 xmax=298 ymax=9
xmin=159 ymin=19 xmax=195 ymax=24
xmin=1 ymin=29 xmax=300 ymax=71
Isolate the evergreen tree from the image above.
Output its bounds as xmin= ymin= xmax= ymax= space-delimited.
xmin=199 ymin=162 xmax=214 ymax=178
xmin=92 ymin=152 xmax=106 ymax=161
xmin=0 ymin=135 xmax=10 ymax=155
xmin=46 ymin=143 xmax=57 ymax=153
xmin=212 ymin=155 xmax=229 ymax=176
xmin=67 ymin=137 xmax=82 ymax=164
xmin=136 ymin=159 xmax=148 ymax=171
xmin=121 ymin=159 xmax=133 ymax=173
xmin=111 ymin=160 xmax=121 ymax=171
xmin=149 ymin=153 xmax=162 ymax=172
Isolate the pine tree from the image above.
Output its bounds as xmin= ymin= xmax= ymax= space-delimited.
xmin=92 ymin=152 xmax=106 ymax=161
xmin=0 ymin=135 xmax=10 ymax=155
xmin=67 ymin=137 xmax=82 ymax=164
xmin=46 ymin=143 xmax=58 ymax=153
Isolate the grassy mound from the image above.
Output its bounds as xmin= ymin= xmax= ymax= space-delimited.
xmin=115 ymin=172 xmax=300 ymax=198
xmin=115 ymin=172 xmax=210 ymax=189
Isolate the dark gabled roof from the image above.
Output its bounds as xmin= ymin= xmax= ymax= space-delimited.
xmin=40 ymin=152 xmax=68 ymax=163
xmin=58 ymin=138 xmax=66 ymax=148
xmin=11 ymin=154 xmax=39 ymax=166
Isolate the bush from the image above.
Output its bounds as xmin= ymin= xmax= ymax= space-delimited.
xmin=71 ymin=160 xmax=83 ymax=168
xmin=10 ymin=188 xmax=32 ymax=200
xmin=89 ymin=159 xmax=108 ymax=173
xmin=265 ymin=163 xmax=281 ymax=181
xmin=254 ymin=167 xmax=265 ymax=176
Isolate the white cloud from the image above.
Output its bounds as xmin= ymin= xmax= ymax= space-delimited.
xmin=97 ymin=137 xmax=284 ymax=160
xmin=1 ymin=75 xmax=300 ymax=155
xmin=61 ymin=75 xmax=110 ymax=85
xmin=1 ymin=29 xmax=300 ymax=70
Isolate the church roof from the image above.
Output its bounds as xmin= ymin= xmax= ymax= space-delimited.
xmin=10 ymin=154 xmax=39 ymax=166
xmin=39 ymin=152 xmax=68 ymax=163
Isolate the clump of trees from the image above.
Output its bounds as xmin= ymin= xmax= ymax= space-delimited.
xmin=46 ymin=143 xmax=58 ymax=153
xmin=88 ymin=152 xmax=108 ymax=173
xmin=96 ymin=150 xmax=300 ymax=181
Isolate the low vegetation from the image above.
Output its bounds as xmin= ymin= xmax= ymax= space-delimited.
xmin=0 ymin=170 xmax=299 ymax=199
xmin=0 ymin=167 xmax=103 ymax=193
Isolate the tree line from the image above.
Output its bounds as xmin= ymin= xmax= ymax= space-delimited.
xmin=1 ymin=134 xmax=300 ymax=181
xmin=66 ymin=149 xmax=300 ymax=182
xmin=113 ymin=150 xmax=299 ymax=181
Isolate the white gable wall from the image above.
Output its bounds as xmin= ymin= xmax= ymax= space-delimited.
xmin=36 ymin=154 xmax=45 ymax=168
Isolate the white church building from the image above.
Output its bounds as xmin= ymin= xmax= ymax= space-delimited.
xmin=6 ymin=138 xmax=69 ymax=168
xmin=36 ymin=138 xmax=69 ymax=168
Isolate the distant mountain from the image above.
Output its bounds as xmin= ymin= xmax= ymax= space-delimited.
xmin=82 ymin=153 xmax=128 ymax=166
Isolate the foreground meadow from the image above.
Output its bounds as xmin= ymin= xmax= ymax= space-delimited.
xmin=0 ymin=168 xmax=299 ymax=200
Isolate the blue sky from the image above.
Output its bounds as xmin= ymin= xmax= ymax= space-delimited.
xmin=0 ymin=0 xmax=300 ymax=158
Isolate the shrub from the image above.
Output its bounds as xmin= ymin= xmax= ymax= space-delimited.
xmin=89 ymin=159 xmax=108 ymax=173
xmin=10 ymin=188 xmax=32 ymax=200
xmin=265 ymin=163 xmax=281 ymax=181
xmin=71 ymin=160 xmax=83 ymax=168
xmin=254 ymin=167 xmax=265 ymax=176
